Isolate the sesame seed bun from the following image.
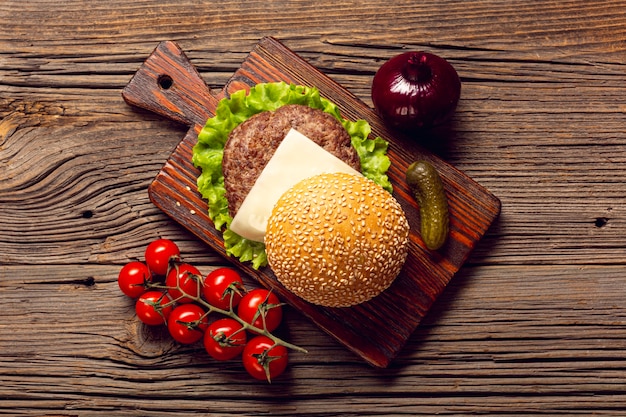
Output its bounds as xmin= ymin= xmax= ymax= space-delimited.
xmin=264 ymin=172 xmax=410 ymax=308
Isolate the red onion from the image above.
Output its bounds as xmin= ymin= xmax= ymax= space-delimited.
xmin=371 ymin=51 xmax=461 ymax=131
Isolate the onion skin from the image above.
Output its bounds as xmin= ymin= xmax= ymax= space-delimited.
xmin=371 ymin=52 xmax=461 ymax=131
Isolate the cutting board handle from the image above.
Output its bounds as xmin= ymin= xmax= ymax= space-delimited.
xmin=122 ymin=41 xmax=220 ymax=127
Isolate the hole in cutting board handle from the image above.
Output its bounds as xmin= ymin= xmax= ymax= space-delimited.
xmin=158 ymin=74 xmax=174 ymax=90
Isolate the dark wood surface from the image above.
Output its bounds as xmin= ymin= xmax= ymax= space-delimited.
xmin=1 ymin=1 xmax=625 ymax=415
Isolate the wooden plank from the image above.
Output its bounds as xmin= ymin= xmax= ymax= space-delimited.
xmin=121 ymin=38 xmax=500 ymax=367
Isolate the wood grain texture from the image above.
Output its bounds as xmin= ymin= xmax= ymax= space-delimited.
xmin=1 ymin=0 xmax=626 ymax=415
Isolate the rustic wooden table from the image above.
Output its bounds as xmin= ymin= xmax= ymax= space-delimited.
xmin=2 ymin=1 xmax=625 ymax=415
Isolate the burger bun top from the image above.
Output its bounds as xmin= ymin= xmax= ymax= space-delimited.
xmin=264 ymin=172 xmax=410 ymax=308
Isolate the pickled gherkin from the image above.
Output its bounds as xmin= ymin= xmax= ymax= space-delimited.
xmin=405 ymin=161 xmax=449 ymax=250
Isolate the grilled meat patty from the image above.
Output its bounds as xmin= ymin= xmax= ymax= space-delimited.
xmin=222 ymin=104 xmax=361 ymax=217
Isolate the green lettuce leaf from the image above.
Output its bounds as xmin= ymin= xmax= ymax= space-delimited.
xmin=192 ymin=81 xmax=392 ymax=269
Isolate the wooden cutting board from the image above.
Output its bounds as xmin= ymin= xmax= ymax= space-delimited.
xmin=122 ymin=38 xmax=501 ymax=368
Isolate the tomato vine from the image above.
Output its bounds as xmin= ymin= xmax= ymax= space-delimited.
xmin=118 ymin=238 xmax=306 ymax=382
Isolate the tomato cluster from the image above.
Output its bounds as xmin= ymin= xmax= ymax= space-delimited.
xmin=117 ymin=238 xmax=301 ymax=382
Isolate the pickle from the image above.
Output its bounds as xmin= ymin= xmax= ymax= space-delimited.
xmin=405 ymin=160 xmax=449 ymax=250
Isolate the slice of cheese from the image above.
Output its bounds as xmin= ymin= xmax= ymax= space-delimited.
xmin=230 ymin=128 xmax=362 ymax=242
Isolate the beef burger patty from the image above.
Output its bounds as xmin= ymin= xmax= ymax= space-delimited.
xmin=222 ymin=104 xmax=361 ymax=217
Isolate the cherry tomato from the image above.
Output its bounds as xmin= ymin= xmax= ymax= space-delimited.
xmin=203 ymin=318 xmax=247 ymax=361
xmin=144 ymin=238 xmax=180 ymax=276
xmin=202 ymin=268 xmax=246 ymax=310
xmin=242 ymin=335 xmax=288 ymax=382
xmin=237 ymin=289 xmax=283 ymax=333
xmin=165 ymin=263 xmax=202 ymax=303
xmin=167 ymin=304 xmax=208 ymax=344
xmin=118 ymin=261 xmax=151 ymax=298
xmin=135 ymin=290 xmax=173 ymax=326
